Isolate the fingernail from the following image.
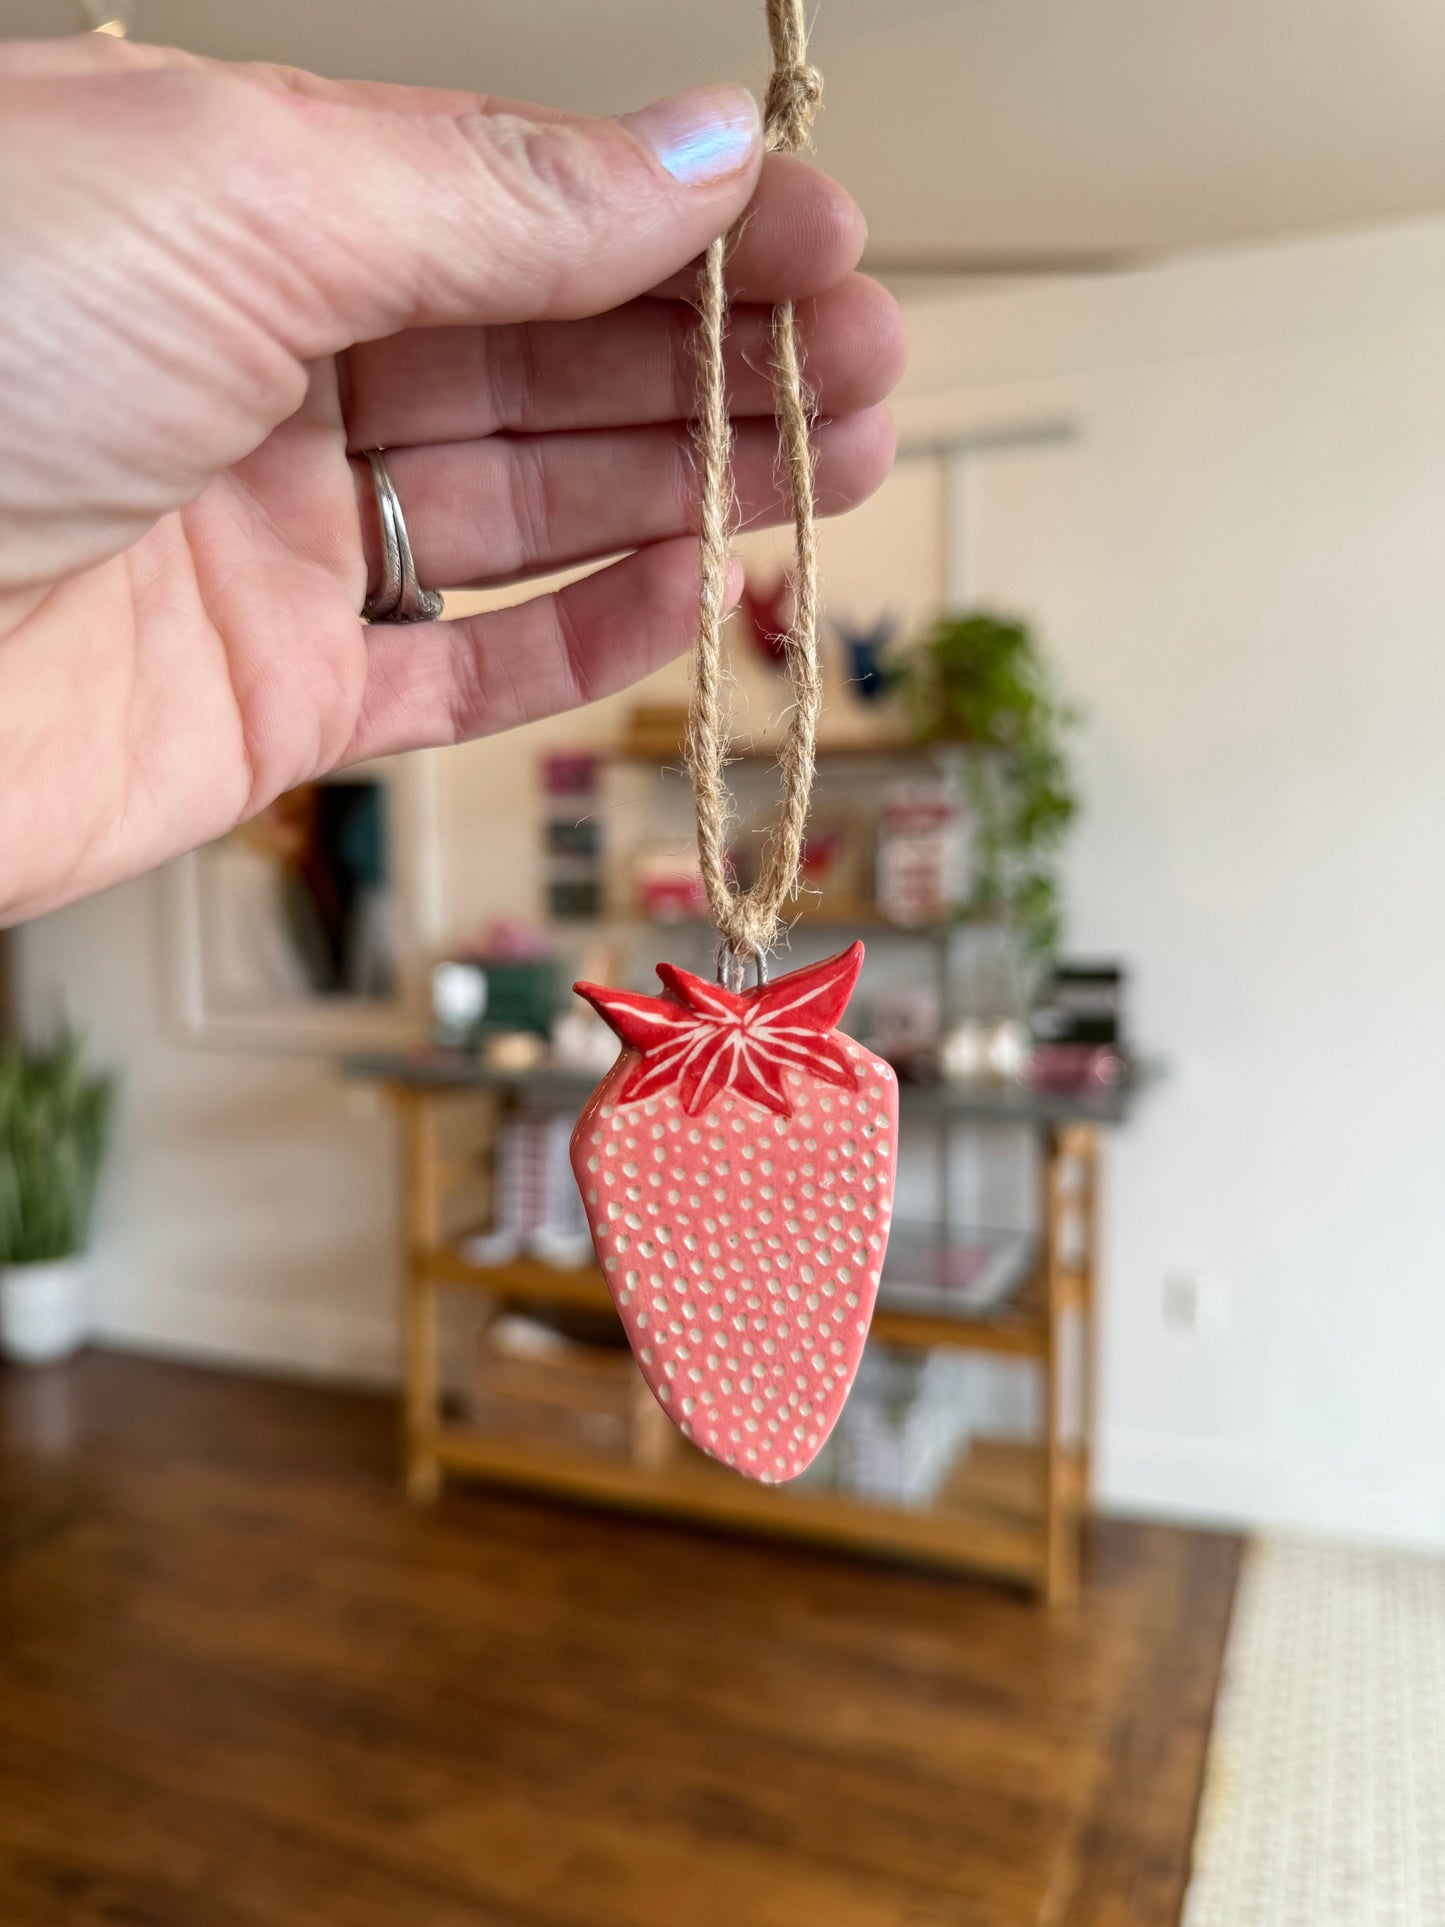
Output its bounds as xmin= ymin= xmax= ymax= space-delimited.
xmin=620 ymin=84 xmax=760 ymax=186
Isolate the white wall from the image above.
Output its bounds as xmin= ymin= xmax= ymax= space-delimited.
xmin=16 ymin=874 xmax=402 ymax=1381
xmin=899 ymin=216 xmax=1445 ymax=1545
xmin=17 ymin=214 xmax=1445 ymax=1546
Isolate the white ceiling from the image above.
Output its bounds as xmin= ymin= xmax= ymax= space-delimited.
xmin=10 ymin=0 xmax=1445 ymax=267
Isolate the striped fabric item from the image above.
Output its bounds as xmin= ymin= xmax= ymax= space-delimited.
xmin=465 ymin=1115 xmax=591 ymax=1270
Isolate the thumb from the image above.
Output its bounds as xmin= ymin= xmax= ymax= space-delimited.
xmin=242 ymin=80 xmax=764 ymax=352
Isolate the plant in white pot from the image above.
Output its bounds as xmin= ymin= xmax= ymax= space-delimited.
xmin=0 ymin=1031 xmax=114 ymax=1365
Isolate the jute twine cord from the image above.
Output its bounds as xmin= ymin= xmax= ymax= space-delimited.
xmin=687 ymin=0 xmax=824 ymax=968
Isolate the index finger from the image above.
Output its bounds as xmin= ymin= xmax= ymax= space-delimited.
xmin=257 ymin=65 xmax=869 ymax=306
xmin=10 ymin=38 xmax=863 ymax=311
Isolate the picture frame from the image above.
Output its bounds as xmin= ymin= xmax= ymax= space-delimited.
xmin=160 ymin=754 xmax=443 ymax=1052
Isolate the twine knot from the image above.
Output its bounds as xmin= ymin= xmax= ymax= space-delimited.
xmin=764 ymin=60 xmax=823 ymax=153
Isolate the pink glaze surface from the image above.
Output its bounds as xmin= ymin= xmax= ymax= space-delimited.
xmin=571 ymin=945 xmax=898 ymax=1482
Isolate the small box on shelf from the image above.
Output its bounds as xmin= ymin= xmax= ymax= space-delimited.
xmin=875 ymin=779 xmax=969 ymax=928
xmin=826 ymin=1346 xmax=977 ymax=1511
xmin=878 ymin=1227 xmax=1039 ymax=1320
xmin=541 ymin=751 xmax=605 ymax=924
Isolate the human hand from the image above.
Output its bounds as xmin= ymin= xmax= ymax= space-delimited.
xmin=0 ymin=36 xmax=903 ymax=925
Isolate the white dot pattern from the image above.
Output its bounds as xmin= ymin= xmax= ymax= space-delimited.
xmin=572 ymin=1036 xmax=898 ymax=1483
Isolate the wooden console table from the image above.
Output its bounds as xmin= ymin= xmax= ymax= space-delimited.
xmin=348 ymin=1050 xmax=1151 ymax=1604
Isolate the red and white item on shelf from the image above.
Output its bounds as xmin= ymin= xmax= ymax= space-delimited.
xmin=1028 ymin=1043 xmax=1124 ymax=1092
xmin=738 ymin=571 xmax=792 ymax=666
xmin=570 ymin=943 xmax=898 ymax=1483
xmin=464 ymin=1115 xmax=593 ymax=1271
xmin=875 ymin=781 xmax=968 ymax=926
xmin=633 ymin=842 xmax=710 ymax=923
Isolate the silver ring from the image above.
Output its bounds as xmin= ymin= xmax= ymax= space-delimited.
xmin=360 ymin=448 xmax=444 ymax=624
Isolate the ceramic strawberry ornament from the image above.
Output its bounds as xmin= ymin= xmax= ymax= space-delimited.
xmin=565 ymin=0 xmax=891 ymax=1479
xmin=572 ymin=944 xmax=898 ymax=1481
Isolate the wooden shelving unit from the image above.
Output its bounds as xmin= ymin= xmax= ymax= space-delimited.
xmin=351 ymin=731 xmax=1150 ymax=1604
xmin=428 ymin=1424 xmax=1072 ymax=1588
xmin=355 ymin=1060 xmax=1128 ymax=1605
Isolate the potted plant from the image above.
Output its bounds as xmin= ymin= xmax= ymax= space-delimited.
xmin=891 ymin=610 xmax=1079 ymax=965
xmin=0 ymin=1030 xmax=114 ymax=1364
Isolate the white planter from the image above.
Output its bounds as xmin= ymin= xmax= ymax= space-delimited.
xmin=0 ymin=1257 xmax=91 ymax=1364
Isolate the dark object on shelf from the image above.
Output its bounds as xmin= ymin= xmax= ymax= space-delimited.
xmin=478 ymin=960 xmax=560 ymax=1036
xmin=1029 ymin=1044 xmax=1125 ymax=1094
xmin=545 ymin=819 xmax=601 ymax=860
xmin=541 ymin=749 xmax=604 ymax=922
xmin=430 ymin=957 xmax=560 ymax=1047
xmin=547 ymin=878 xmax=603 ymax=921
xmin=515 ymin=1304 xmax=630 ymax=1349
xmin=832 ymin=611 xmax=899 ymax=702
xmin=1033 ymin=963 xmax=1127 ymax=1048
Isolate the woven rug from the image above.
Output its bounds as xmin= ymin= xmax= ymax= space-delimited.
xmin=1184 ymin=1536 xmax=1445 ymax=1926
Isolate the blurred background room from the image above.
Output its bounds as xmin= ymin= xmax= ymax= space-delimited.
xmin=3 ymin=2 xmax=1444 ymax=1923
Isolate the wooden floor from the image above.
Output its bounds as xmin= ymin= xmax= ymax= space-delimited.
xmin=0 ymin=1352 xmax=1240 ymax=1927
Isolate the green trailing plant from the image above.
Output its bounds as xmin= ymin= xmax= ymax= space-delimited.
xmin=0 ymin=1031 xmax=115 ymax=1266
xmin=892 ymin=610 xmax=1079 ymax=961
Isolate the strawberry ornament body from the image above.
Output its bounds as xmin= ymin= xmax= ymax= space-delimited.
xmin=571 ymin=943 xmax=897 ymax=1483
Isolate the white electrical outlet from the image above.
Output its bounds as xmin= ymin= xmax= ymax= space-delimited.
xmin=1163 ymin=1269 xmax=1232 ymax=1337
xmin=1162 ymin=1270 xmax=1200 ymax=1332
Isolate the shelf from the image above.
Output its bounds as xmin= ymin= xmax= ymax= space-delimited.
xmin=620 ymin=897 xmax=952 ymax=936
xmin=894 ymin=1071 xmax=1157 ymax=1129
xmin=425 ymin=1245 xmax=611 ymax=1315
xmin=611 ymin=738 xmax=924 ymax=766
xmin=349 ymin=1050 xmax=1158 ymax=1128
xmin=386 ymin=1074 xmax=1105 ymax=1601
xmin=877 ymin=1227 xmax=1045 ymax=1353
xmin=421 ymin=1225 xmax=1049 ymax=1358
xmin=426 ymin=1426 xmax=1070 ymax=1582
